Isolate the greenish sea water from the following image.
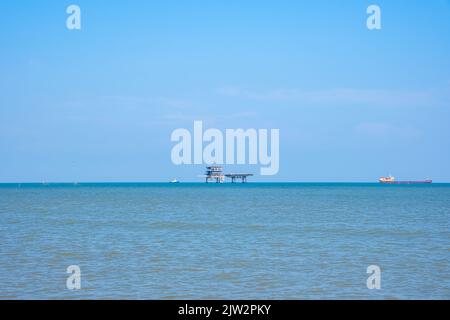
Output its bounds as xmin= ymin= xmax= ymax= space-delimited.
xmin=0 ymin=183 xmax=448 ymax=299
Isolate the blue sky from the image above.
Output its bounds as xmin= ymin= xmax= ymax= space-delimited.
xmin=1 ymin=0 xmax=449 ymax=182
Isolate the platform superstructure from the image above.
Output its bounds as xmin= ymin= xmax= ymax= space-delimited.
xmin=205 ymin=166 xmax=225 ymax=183
xmin=204 ymin=166 xmax=253 ymax=183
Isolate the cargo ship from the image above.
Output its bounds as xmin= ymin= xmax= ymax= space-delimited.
xmin=379 ymin=175 xmax=432 ymax=184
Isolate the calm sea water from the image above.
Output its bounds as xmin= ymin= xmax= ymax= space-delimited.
xmin=0 ymin=183 xmax=448 ymax=299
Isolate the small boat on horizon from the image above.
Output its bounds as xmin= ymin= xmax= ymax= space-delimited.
xmin=170 ymin=179 xmax=180 ymax=183
xmin=379 ymin=175 xmax=432 ymax=184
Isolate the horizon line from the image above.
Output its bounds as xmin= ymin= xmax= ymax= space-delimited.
xmin=0 ymin=181 xmax=448 ymax=185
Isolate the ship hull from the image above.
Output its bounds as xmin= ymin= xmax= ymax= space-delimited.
xmin=380 ymin=180 xmax=432 ymax=184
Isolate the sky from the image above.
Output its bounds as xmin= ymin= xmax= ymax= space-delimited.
xmin=0 ymin=0 xmax=449 ymax=182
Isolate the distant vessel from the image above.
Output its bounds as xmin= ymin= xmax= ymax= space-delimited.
xmin=170 ymin=179 xmax=180 ymax=183
xmin=379 ymin=175 xmax=396 ymax=183
xmin=379 ymin=175 xmax=432 ymax=184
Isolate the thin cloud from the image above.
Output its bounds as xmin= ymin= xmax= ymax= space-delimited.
xmin=216 ymin=86 xmax=450 ymax=107
xmin=99 ymin=95 xmax=192 ymax=110
xmin=355 ymin=122 xmax=422 ymax=139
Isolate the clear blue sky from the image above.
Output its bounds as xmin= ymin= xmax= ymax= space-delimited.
xmin=1 ymin=0 xmax=449 ymax=182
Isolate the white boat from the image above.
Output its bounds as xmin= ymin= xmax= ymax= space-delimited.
xmin=379 ymin=175 xmax=395 ymax=183
xmin=170 ymin=179 xmax=180 ymax=183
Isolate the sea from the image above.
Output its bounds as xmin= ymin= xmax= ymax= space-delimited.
xmin=0 ymin=183 xmax=448 ymax=299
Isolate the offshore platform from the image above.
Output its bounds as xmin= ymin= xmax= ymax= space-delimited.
xmin=204 ymin=166 xmax=253 ymax=183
